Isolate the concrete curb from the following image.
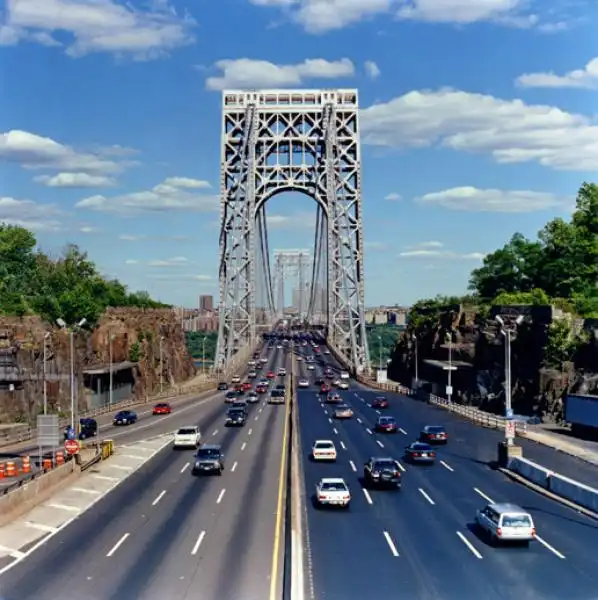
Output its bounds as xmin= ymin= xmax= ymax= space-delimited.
xmin=498 ymin=466 xmax=598 ymax=521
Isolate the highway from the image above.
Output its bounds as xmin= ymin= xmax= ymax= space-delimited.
xmin=0 ymin=346 xmax=290 ymax=600
xmin=297 ymin=344 xmax=598 ymax=600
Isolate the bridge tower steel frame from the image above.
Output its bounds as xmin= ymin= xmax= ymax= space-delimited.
xmin=215 ymin=88 xmax=370 ymax=373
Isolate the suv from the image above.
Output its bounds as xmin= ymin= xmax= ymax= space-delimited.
xmin=475 ymin=503 xmax=536 ymax=545
xmin=173 ymin=426 xmax=201 ymax=449
xmin=269 ymin=389 xmax=285 ymax=404
xmin=363 ymin=457 xmax=402 ymax=488
xmin=226 ymin=408 xmax=247 ymax=426
xmin=192 ymin=445 xmax=225 ymax=475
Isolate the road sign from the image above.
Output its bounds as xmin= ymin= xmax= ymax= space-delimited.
xmin=37 ymin=414 xmax=60 ymax=447
xmin=64 ymin=439 xmax=80 ymax=455
xmin=505 ymin=419 xmax=516 ymax=440
xmin=445 ymin=385 xmax=453 ymax=397
xmin=506 ymin=408 xmax=514 ymax=419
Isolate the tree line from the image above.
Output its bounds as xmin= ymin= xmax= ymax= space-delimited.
xmin=0 ymin=224 xmax=169 ymax=326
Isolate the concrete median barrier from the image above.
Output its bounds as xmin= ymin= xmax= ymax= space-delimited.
xmin=548 ymin=473 xmax=598 ymax=513
xmin=507 ymin=456 xmax=553 ymax=487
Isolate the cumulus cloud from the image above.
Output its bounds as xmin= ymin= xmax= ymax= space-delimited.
xmin=0 ymin=130 xmax=133 ymax=176
xmin=416 ymin=186 xmax=572 ymax=213
xmin=76 ymin=177 xmax=217 ymax=214
xmin=34 ymin=172 xmax=116 ymax=188
xmin=360 ymin=88 xmax=598 ymax=171
xmin=364 ymin=61 xmax=381 ymax=79
xmin=0 ymin=196 xmax=62 ymax=231
xmin=205 ymin=58 xmax=354 ymax=90
xmin=396 ymin=0 xmax=528 ymax=24
xmin=516 ymin=56 xmax=598 ymax=89
xmin=0 ymin=0 xmax=196 ymax=60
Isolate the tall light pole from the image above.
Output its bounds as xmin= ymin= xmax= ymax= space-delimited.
xmin=109 ymin=331 xmax=114 ymax=408
xmin=411 ymin=333 xmax=419 ymax=388
xmin=496 ymin=315 xmax=523 ymax=446
xmin=57 ymin=318 xmax=87 ymax=430
xmin=202 ymin=336 xmax=207 ymax=375
xmin=43 ymin=332 xmax=50 ymax=415
xmin=159 ymin=335 xmax=165 ymax=394
xmin=443 ymin=331 xmax=457 ymax=403
xmin=378 ymin=335 xmax=382 ymax=370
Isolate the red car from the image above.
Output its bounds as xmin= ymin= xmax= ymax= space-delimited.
xmin=266 ymin=371 xmax=275 ymax=379
xmin=242 ymin=382 xmax=252 ymax=391
xmin=320 ymin=383 xmax=331 ymax=393
xmin=256 ymin=384 xmax=267 ymax=394
xmin=375 ymin=416 xmax=398 ymax=433
xmin=152 ymin=402 xmax=171 ymax=415
xmin=373 ymin=396 xmax=389 ymax=409
xmin=420 ymin=426 xmax=448 ymax=444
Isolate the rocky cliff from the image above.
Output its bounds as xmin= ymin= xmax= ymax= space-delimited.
xmin=388 ymin=304 xmax=598 ymax=420
xmin=0 ymin=308 xmax=196 ymax=423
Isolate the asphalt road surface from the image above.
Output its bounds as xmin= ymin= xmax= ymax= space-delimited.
xmin=297 ymin=344 xmax=598 ymax=600
xmin=0 ymin=345 xmax=290 ymax=600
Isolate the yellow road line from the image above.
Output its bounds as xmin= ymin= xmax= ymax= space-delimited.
xmin=269 ymin=349 xmax=293 ymax=600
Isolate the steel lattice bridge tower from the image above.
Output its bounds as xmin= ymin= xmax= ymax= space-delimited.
xmin=215 ymin=89 xmax=371 ymax=374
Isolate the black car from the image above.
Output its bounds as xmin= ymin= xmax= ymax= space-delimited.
xmin=192 ymin=445 xmax=225 ymax=475
xmin=217 ymin=382 xmax=228 ymax=391
xmin=404 ymin=442 xmax=436 ymax=464
xmin=65 ymin=418 xmax=98 ymax=440
xmin=420 ymin=425 xmax=448 ymax=444
xmin=225 ymin=391 xmax=237 ymax=403
xmin=113 ymin=410 xmax=137 ymax=426
xmin=226 ymin=408 xmax=246 ymax=426
xmin=363 ymin=457 xmax=402 ymax=488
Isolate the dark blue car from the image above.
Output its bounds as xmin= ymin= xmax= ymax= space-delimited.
xmin=113 ymin=410 xmax=137 ymax=426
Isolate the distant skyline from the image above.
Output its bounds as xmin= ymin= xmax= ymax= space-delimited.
xmin=1 ymin=0 xmax=596 ymax=306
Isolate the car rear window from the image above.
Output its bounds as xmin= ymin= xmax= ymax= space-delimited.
xmin=502 ymin=514 xmax=532 ymax=527
xmin=321 ymin=482 xmax=346 ymax=492
xmin=178 ymin=428 xmax=196 ymax=435
xmin=315 ymin=442 xmax=334 ymax=449
xmin=428 ymin=426 xmax=445 ymax=433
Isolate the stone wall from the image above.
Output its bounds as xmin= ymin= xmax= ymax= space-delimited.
xmin=0 ymin=308 xmax=196 ymax=423
xmin=388 ymin=304 xmax=598 ymax=419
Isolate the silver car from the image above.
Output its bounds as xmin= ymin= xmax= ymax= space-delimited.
xmin=475 ymin=502 xmax=536 ymax=545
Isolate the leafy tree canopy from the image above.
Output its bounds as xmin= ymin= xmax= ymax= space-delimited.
xmin=0 ymin=224 xmax=170 ymax=325
xmin=468 ymin=182 xmax=598 ymax=316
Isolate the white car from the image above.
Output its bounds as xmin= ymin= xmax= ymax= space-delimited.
xmin=323 ymin=349 xmax=330 ymax=355
xmin=174 ymin=426 xmax=201 ymax=449
xmin=278 ymin=368 xmax=287 ymax=376
xmin=307 ymin=364 xmax=315 ymax=370
xmin=338 ymin=381 xmax=349 ymax=390
xmin=231 ymin=376 xmax=241 ymax=384
xmin=315 ymin=478 xmax=351 ymax=508
xmin=340 ymin=371 xmax=350 ymax=380
xmin=312 ymin=440 xmax=337 ymax=461
xmin=298 ymin=379 xmax=309 ymax=388
xmin=332 ymin=379 xmax=341 ymax=387
xmin=296 ymin=356 xmax=303 ymax=361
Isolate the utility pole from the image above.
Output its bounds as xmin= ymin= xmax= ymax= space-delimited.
xmin=159 ymin=335 xmax=165 ymax=394
xmin=109 ymin=331 xmax=114 ymax=408
xmin=43 ymin=332 xmax=50 ymax=415
xmin=411 ymin=333 xmax=419 ymax=388
xmin=442 ymin=330 xmax=457 ymax=403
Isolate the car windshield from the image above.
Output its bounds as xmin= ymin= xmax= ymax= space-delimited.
xmin=337 ymin=405 xmax=349 ymax=410
xmin=229 ymin=410 xmax=244 ymax=416
xmin=502 ymin=514 xmax=532 ymax=527
xmin=380 ymin=417 xmax=395 ymax=424
xmin=197 ymin=449 xmax=220 ymax=458
xmin=315 ymin=442 xmax=333 ymax=449
xmin=320 ymin=482 xmax=347 ymax=492
xmin=412 ymin=443 xmax=431 ymax=451
xmin=376 ymin=397 xmax=386 ymax=402
xmin=427 ymin=426 xmax=445 ymax=433
xmin=178 ymin=428 xmax=196 ymax=435
xmin=374 ymin=461 xmax=396 ymax=470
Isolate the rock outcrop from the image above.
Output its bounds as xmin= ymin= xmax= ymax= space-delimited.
xmin=388 ymin=304 xmax=598 ymax=420
xmin=0 ymin=308 xmax=196 ymax=423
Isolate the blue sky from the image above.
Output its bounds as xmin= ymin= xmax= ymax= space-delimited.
xmin=1 ymin=0 xmax=597 ymax=308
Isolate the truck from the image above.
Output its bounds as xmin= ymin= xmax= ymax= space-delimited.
xmin=564 ymin=393 xmax=598 ymax=437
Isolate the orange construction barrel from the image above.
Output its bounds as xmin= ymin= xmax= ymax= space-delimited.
xmin=56 ymin=451 xmax=65 ymax=465
xmin=21 ymin=456 xmax=31 ymax=474
xmin=5 ymin=461 xmax=18 ymax=477
xmin=42 ymin=458 xmax=53 ymax=471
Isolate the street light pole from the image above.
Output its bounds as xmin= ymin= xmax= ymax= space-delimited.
xmin=43 ymin=332 xmax=50 ymax=415
xmin=412 ymin=334 xmax=419 ymax=388
xmin=57 ymin=318 xmax=86 ymax=431
xmin=447 ymin=333 xmax=453 ymax=403
xmin=109 ymin=331 xmax=114 ymax=408
xmin=159 ymin=335 xmax=164 ymax=394
xmin=378 ymin=335 xmax=382 ymax=370
xmin=202 ymin=336 xmax=206 ymax=376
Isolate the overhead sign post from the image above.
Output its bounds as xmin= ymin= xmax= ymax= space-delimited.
xmin=37 ymin=414 xmax=60 ymax=468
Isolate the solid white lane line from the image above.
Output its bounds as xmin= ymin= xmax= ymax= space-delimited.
xmin=366 ymin=428 xmax=373 ymax=435
xmin=473 ymin=488 xmax=494 ymax=504
xmin=357 ymin=418 xmax=362 ymax=424
xmin=231 ymin=461 xmax=238 ymax=472
xmin=212 ymin=429 xmax=218 ymax=436
xmin=333 ymin=428 xmax=339 ymax=435
xmin=180 ymin=462 xmax=190 ymax=473
xmin=216 ymin=489 xmax=226 ymax=504
xmin=191 ymin=531 xmax=206 ymax=555
xmin=456 ymin=531 xmax=483 ymax=559
xmin=383 ymin=531 xmax=400 ymax=557
xmin=349 ymin=460 xmax=357 ymax=472
xmin=376 ymin=440 xmax=384 ymax=448
xmin=398 ymin=428 xmax=407 ymax=435
xmin=340 ymin=441 xmax=347 ymax=450
xmin=362 ymin=489 xmax=373 ymax=505
xmin=536 ymin=535 xmax=566 ymax=559
xmin=418 ymin=488 xmax=435 ymax=505
xmin=106 ymin=533 xmax=130 ymax=557
xmin=440 ymin=460 xmax=454 ymax=472
xmin=152 ymin=490 xmax=167 ymax=506
xmin=397 ymin=462 xmax=406 ymax=473
xmin=241 ymin=442 xmax=247 ymax=451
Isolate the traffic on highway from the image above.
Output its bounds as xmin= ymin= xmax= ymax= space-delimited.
xmin=1 ymin=332 xmax=598 ymax=600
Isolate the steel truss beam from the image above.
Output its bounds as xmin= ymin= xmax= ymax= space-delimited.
xmin=216 ymin=89 xmax=370 ymax=373
xmin=273 ymin=250 xmax=311 ymax=318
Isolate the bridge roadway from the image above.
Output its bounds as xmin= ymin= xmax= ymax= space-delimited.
xmin=0 ymin=346 xmax=290 ymax=600
xmin=298 ymin=346 xmax=598 ymax=600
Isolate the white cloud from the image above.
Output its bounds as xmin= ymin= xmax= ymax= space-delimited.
xmin=79 ymin=225 xmax=100 ymax=233
xmin=76 ymin=177 xmax=219 ymax=214
xmin=416 ymin=241 xmax=443 ymax=249
xmin=516 ymin=57 xmax=598 ymax=89
xmin=361 ymin=88 xmax=598 ymax=171
xmin=205 ymin=58 xmax=354 ymax=90
xmin=120 ymin=234 xmax=142 ymax=241
xmin=417 ymin=186 xmax=572 ymax=213
xmin=145 ymin=273 xmax=213 ymax=282
xmin=364 ymin=241 xmax=388 ymax=251
xmin=0 ymin=0 xmax=195 ymax=60
xmin=266 ymin=212 xmax=316 ymax=229
xmin=34 ymin=172 xmax=116 ymax=188
xmin=147 ymin=257 xmax=189 ymax=267
xmin=119 ymin=233 xmax=190 ymax=241
xmin=0 ymin=130 xmax=130 ymax=174
xmin=399 ymin=248 xmax=485 ymax=260
xmin=161 ymin=177 xmax=211 ymax=189
xmin=364 ymin=60 xmax=381 ymax=79
xmin=125 ymin=259 xmax=139 ymax=265
xmin=396 ymin=0 xmax=528 ymax=25
xmin=385 ymin=192 xmax=402 ymax=201
xmin=0 ymin=196 xmax=62 ymax=231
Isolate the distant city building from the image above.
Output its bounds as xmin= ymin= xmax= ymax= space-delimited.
xmin=199 ymin=295 xmax=214 ymax=312
xmin=365 ymin=306 xmax=408 ymax=326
